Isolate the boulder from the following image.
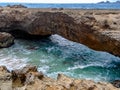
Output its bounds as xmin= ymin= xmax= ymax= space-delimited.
xmin=112 ymin=80 xmax=120 ymax=88
xmin=0 ymin=32 xmax=14 ymax=48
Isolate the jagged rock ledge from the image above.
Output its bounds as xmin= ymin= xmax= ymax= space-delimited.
xmin=0 ymin=65 xmax=119 ymax=90
xmin=0 ymin=7 xmax=120 ymax=57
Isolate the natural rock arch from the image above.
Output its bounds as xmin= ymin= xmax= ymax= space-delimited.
xmin=0 ymin=8 xmax=120 ymax=57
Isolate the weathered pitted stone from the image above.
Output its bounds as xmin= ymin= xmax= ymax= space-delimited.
xmin=0 ymin=66 xmax=12 ymax=90
xmin=0 ymin=32 xmax=14 ymax=48
xmin=57 ymin=74 xmax=74 ymax=89
xmin=12 ymin=65 xmax=44 ymax=86
xmin=0 ymin=66 xmax=119 ymax=90
xmin=0 ymin=66 xmax=11 ymax=81
xmin=0 ymin=8 xmax=120 ymax=56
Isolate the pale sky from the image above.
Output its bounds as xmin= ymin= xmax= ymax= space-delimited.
xmin=0 ymin=0 xmax=116 ymax=3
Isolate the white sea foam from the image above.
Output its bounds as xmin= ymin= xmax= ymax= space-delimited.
xmin=0 ymin=40 xmax=30 ymax=70
xmin=67 ymin=64 xmax=102 ymax=70
xmin=50 ymin=35 xmax=75 ymax=46
xmin=40 ymin=59 xmax=49 ymax=63
xmin=38 ymin=65 xmax=49 ymax=74
xmin=0 ymin=56 xmax=28 ymax=70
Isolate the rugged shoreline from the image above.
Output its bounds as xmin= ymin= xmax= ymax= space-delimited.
xmin=0 ymin=65 xmax=119 ymax=90
xmin=0 ymin=6 xmax=120 ymax=90
xmin=0 ymin=7 xmax=120 ymax=57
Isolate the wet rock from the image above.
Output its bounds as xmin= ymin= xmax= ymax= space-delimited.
xmin=0 ymin=32 xmax=14 ymax=48
xmin=112 ymin=80 xmax=120 ymax=88
xmin=26 ymin=46 xmax=39 ymax=50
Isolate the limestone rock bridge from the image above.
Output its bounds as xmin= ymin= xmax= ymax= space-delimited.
xmin=0 ymin=8 xmax=120 ymax=57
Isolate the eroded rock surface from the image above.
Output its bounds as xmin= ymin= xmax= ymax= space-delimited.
xmin=0 ymin=8 xmax=120 ymax=56
xmin=0 ymin=32 xmax=14 ymax=48
xmin=0 ymin=66 xmax=12 ymax=90
xmin=0 ymin=65 xmax=119 ymax=90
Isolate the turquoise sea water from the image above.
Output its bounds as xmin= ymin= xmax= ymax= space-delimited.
xmin=0 ymin=35 xmax=120 ymax=82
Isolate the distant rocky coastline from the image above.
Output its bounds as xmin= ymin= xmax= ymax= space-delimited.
xmin=6 ymin=4 xmax=27 ymax=8
xmin=98 ymin=0 xmax=120 ymax=4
